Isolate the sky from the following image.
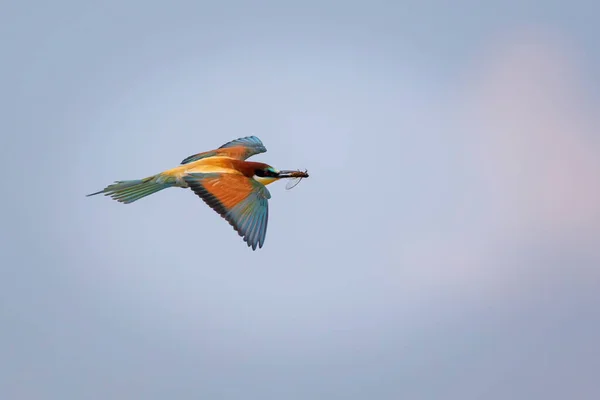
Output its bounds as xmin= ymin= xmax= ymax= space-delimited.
xmin=1 ymin=1 xmax=599 ymax=399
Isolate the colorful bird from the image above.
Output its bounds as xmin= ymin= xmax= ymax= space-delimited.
xmin=87 ymin=136 xmax=309 ymax=250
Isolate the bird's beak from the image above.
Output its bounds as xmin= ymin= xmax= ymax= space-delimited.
xmin=277 ymin=170 xmax=310 ymax=179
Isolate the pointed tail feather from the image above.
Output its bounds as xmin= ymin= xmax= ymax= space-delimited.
xmin=87 ymin=174 xmax=175 ymax=204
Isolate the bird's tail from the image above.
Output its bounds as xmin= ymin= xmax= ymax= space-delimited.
xmin=86 ymin=173 xmax=176 ymax=204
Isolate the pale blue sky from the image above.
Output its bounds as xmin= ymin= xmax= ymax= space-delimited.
xmin=1 ymin=1 xmax=599 ymax=399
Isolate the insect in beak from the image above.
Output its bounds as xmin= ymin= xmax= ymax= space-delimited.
xmin=277 ymin=169 xmax=309 ymax=190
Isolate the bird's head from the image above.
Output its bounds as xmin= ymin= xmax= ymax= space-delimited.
xmin=252 ymin=164 xmax=309 ymax=186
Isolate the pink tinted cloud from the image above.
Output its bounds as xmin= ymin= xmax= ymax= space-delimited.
xmin=463 ymin=29 xmax=600 ymax=240
xmin=392 ymin=29 xmax=600 ymax=298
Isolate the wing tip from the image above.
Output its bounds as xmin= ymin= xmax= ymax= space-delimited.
xmin=219 ymin=136 xmax=267 ymax=152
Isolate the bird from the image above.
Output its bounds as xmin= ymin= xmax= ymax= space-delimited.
xmin=87 ymin=136 xmax=309 ymax=250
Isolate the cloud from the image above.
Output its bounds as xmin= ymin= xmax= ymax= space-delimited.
xmin=463 ymin=29 xmax=600 ymax=239
xmin=391 ymin=29 xmax=600 ymax=299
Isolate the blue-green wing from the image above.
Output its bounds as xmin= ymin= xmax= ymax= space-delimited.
xmin=181 ymin=136 xmax=267 ymax=164
xmin=184 ymin=172 xmax=271 ymax=250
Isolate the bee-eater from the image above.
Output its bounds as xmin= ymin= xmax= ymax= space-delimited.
xmin=87 ymin=136 xmax=308 ymax=250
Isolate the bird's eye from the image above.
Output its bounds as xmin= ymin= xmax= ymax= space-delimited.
xmin=268 ymin=168 xmax=279 ymax=177
xmin=256 ymin=168 xmax=278 ymax=177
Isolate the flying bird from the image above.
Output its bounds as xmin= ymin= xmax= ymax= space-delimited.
xmin=87 ymin=136 xmax=309 ymax=250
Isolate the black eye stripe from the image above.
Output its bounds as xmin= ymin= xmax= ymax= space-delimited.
xmin=255 ymin=168 xmax=278 ymax=178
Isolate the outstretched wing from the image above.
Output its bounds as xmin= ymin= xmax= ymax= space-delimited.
xmin=184 ymin=172 xmax=271 ymax=250
xmin=181 ymin=136 xmax=267 ymax=164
